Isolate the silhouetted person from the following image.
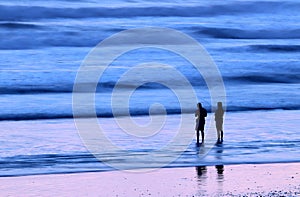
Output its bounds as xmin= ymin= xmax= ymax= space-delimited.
xmin=215 ymin=102 xmax=224 ymax=143
xmin=195 ymin=102 xmax=207 ymax=146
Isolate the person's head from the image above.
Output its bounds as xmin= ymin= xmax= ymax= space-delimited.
xmin=217 ymin=102 xmax=222 ymax=108
xmin=197 ymin=102 xmax=202 ymax=109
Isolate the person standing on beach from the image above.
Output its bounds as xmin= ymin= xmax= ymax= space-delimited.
xmin=195 ymin=103 xmax=207 ymax=146
xmin=215 ymin=102 xmax=224 ymax=143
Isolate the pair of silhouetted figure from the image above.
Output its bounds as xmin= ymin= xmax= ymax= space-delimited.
xmin=195 ymin=102 xmax=224 ymax=146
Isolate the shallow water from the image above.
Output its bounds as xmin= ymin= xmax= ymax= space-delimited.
xmin=0 ymin=110 xmax=299 ymax=176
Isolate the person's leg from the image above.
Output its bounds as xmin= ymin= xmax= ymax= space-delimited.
xmin=221 ymin=130 xmax=223 ymax=142
xmin=201 ymin=130 xmax=204 ymax=143
xmin=217 ymin=128 xmax=221 ymax=142
xmin=196 ymin=130 xmax=200 ymax=145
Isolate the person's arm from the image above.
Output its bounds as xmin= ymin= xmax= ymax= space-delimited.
xmin=195 ymin=110 xmax=199 ymax=117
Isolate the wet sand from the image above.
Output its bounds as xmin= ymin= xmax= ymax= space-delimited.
xmin=0 ymin=162 xmax=299 ymax=196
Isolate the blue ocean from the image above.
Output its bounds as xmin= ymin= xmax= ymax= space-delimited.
xmin=0 ymin=0 xmax=300 ymax=176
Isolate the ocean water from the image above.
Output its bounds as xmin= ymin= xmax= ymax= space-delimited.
xmin=0 ymin=0 xmax=300 ymax=176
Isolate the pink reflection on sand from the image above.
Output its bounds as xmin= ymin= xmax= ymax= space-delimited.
xmin=0 ymin=163 xmax=299 ymax=196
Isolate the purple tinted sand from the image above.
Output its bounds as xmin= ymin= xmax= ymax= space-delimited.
xmin=0 ymin=163 xmax=299 ymax=196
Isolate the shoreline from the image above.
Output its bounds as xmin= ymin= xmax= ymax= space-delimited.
xmin=1 ymin=160 xmax=299 ymax=178
xmin=0 ymin=162 xmax=299 ymax=196
xmin=1 ymin=109 xmax=300 ymax=178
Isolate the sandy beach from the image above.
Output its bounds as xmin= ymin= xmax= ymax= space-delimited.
xmin=0 ymin=162 xmax=299 ymax=196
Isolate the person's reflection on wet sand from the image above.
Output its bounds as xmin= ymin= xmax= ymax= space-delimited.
xmin=215 ymin=165 xmax=224 ymax=194
xmin=195 ymin=166 xmax=208 ymax=195
xmin=196 ymin=166 xmax=207 ymax=178
xmin=215 ymin=143 xmax=224 ymax=160
xmin=215 ymin=144 xmax=224 ymax=181
xmin=215 ymin=165 xmax=224 ymax=178
xmin=194 ymin=165 xmax=225 ymax=195
xmin=195 ymin=165 xmax=224 ymax=178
